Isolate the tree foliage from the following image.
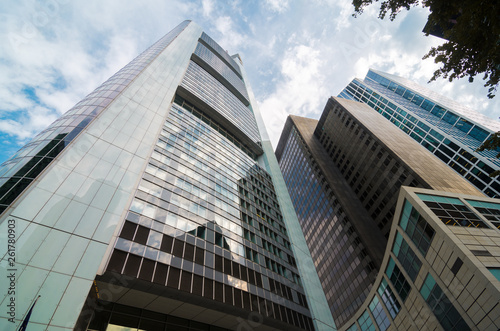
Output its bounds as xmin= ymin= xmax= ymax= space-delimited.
xmin=352 ymin=0 xmax=500 ymax=98
xmin=476 ymin=131 xmax=500 ymax=177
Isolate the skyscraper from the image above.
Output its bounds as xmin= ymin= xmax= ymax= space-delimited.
xmin=275 ymin=96 xmax=483 ymax=327
xmin=0 ymin=21 xmax=334 ymax=331
xmin=339 ymin=69 xmax=500 ymax=198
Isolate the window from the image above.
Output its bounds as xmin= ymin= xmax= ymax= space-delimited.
xmin=466 ymin=199 xmax=500 ymax=230
xmin=455 ymin=118 xmax=473 ymax=134
xmin=377 ymin=278 xmax=401 ymax=318
xmin=399 ymin=200 xmax=435 ymax=255
xmin=441 ymin=111 xmax=459 ymax=125
xmin=488 ymin=268 xmax=500 ymax=282
xmin=420 ymin=273 xmax=470 ymax=331
xmin=357 ymin=310 xmax=376 ymax=331
xmin=392 ymin=232 xmax=422 ymax=281
xmin=369 ymin=296 xmax=390 ymax=331
xmin=386 ymin=257 xmax=411 ymax=301
xmin=418 ymin=194 xmax=489 ymax=228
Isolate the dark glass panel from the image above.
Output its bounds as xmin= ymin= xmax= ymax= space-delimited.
xmin=120 ymin=221 xmax=137 ymax=241
xmin=138 ymin=258 xmax=155 ymax=281
xmin=107 ymin=250 xmax=127 ymax=273
xmin=134 ymin=225 xmax=150 ymax=245
xmin=153 ymin=263 xmax=168 ymax=285
xmin=167 ymin=267 xmax=180 ymax=289
xmin=123 ymin=254 xmax=141 ymax=277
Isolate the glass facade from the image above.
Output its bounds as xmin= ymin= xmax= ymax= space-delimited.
xmin=277 ymin=122 xmax=376 ymax=327
xmin=106 ymin=101 xmax=313 ymax=329
xmin=0 ymin=21 xmax=190 ymax=215
xmin=399 ymin=200 xmax=435 ymax=255
xmin=0 ymin=21 xmax=331 ymax=331
xmin=339 ymin=69 xmax=500 ymax=198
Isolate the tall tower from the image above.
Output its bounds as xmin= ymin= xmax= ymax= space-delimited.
xmin=275 ymin=96 xmax=483 ymax=327
xmin=0 ymin=21 xmax=334 ymax=331
xmin=339 ymin=69 xmax=500 ymax=198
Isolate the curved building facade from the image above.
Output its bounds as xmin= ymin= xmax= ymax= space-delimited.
xmin=340 ymin=186 xmax=500 ymax=331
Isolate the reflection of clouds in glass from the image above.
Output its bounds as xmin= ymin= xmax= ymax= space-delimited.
xmin=227 ymin=274 xmax=248 ymax=291
xmin=129 ymin=242 xmax=145 ymax=256
xmin=157 ymin=251 xmax=171 ymax=265
xmin=228 ymin=240 xmax=245 ymax=257
xmin=147 ymin=231 xmax=162 ymax=248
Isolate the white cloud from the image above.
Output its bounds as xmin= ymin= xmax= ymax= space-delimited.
xmin=264 ymin=0 xmax=290 ymax=13
xmin=214 ymin=16 xmax=245 ymax=51
xmin=259 ymin=43 xmax=329 ymax=146
xmin=202 ymin=0 xmax=214 ymax=17
xmin=0 ymin=119 xmax=33 ymax=140
xmin=0 ymin=0 xmax=498 ymax=165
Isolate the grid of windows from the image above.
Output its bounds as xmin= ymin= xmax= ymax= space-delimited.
xmin=357 ymin=310 xmax=376 ymax=331
xmin=199 ymin=32 xmax=242 ymax=77
xmin=316 ymin=104 xmax=427 ymax=238
xmin=418 ymin=194 xmax=489 ymax=228
xmin=109 ymin=103 xmax=313 ymax=330
xmin=377 ymin=278 xmax=400 ymax=319
xmin=466 ymin=199 xmax=500 ymax=230
xmin=420 ymin=273 xmax=471 ymax=331
xmin=278 ymin=123 xmax=376 ymax=327
xmin=339 ymin=70 xmax=500 ymax=198
xmin=193 ymin=42 xmax=249 ymax=103
xmin=392 ymin=232 xmax=422 ymax=281
xmin=345 ymin=323 xmax=359 ymax=331
xmin=385 ymin=258 xmax=411 ymax=302
xmin=180 ymin=60 xmax=260 ymax=144
xmin=174 ymin=95 xmax=258 ymax=160
xmin=369 ymin=296 xmax=390 ymax=331
xmin=399 ymin=200 xmax=435 ymax=255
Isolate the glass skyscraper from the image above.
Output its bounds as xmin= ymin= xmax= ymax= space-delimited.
xmin=339 ymin=69 xmax=500 ymax=198
xmin=0 ymin=21 xmax=334 ymax=331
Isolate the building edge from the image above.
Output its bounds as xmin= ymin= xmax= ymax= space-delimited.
xmin=238 ymin=60 xmax=337 ymax=330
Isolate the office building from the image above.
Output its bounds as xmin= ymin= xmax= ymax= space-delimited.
xmin=340 ymin=186 xmax=500 ymax=331
xmin=339 ymin=69 xmax=500 ymax=198
xmin=0 ymin=21 xmax=335 ymax=331
xmin=275 ymin=97 xmax=483 ymax=327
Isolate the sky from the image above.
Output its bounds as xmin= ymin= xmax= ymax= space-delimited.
xmin=1 ymin=0 xmax=498 ymax=165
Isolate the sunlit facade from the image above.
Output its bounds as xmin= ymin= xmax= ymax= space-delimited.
xmin=276 ymin=96 xmax=483 ymax=328
xmin=339 ymin=69 xmax=500 ymax=198
xmin=0 ymin=21 xmax=335 ymax=331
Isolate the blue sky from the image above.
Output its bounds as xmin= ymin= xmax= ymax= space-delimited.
xmin=1 ymin=0 xmax=498 ymax=165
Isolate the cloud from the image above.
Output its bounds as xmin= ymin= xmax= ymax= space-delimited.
xmin=0 ymin=0 xmax=498 ymax=166
xmin=264 ymin=0 xmax=290 ymax=13
xmin=213 ymin=16 xmax=245 ymax=51
xmin=259 ymin=42 xmax=329 ymax=146
xmin=201 ymin=0 xmax=214 ymax=17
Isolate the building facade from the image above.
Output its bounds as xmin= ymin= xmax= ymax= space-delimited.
xmin=339 ymin=69 xmax=500 ymax=198
xmin=0 ymin=21 xmax=334 ymax=331
xmin=340 ymin=186 xmax=500 ymax=331
xmin=276 ymin=97 xmax=483 ymax=327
